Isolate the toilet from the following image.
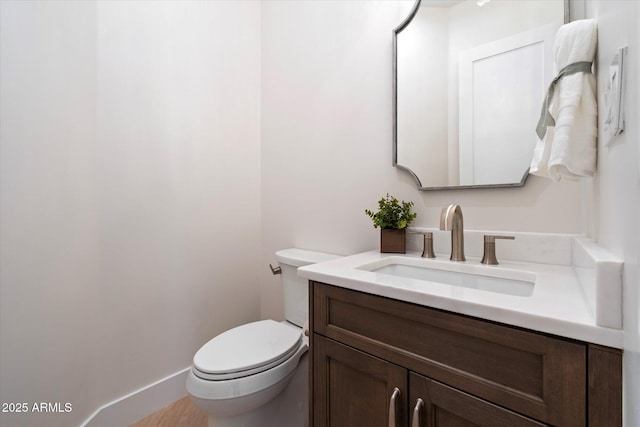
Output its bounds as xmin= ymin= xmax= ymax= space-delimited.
xmin=186 ymin=248 xmax=339 ymax=427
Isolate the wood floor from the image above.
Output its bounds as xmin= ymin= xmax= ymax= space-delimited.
xmin=129 ymin=396 xmax=207 ymax=427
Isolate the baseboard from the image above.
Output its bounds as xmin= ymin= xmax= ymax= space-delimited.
xmin=80 ymin=367 xmax=191 ymax=427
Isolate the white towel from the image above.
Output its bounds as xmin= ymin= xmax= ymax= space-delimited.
xmin=530 ymin=19 xmax=598 ymax=182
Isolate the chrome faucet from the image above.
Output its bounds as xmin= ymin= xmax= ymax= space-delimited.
xmin=440 ymin=204 xmax=465 ymax=261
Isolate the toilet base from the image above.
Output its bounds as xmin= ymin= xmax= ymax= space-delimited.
xmin=197 ymin=353 xmax=308 ymax=427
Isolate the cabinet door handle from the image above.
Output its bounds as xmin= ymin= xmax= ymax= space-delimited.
xmin=388 ymin=387 xmax=400 ymax=427
xmin=411 ymin=398 xmax=424 ymax=427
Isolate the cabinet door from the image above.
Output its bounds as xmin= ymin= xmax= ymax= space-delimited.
xmin=408 ymin=373 xmax=548 ymax=427
xmin=313 ymin=334 xmax=407 ymax=427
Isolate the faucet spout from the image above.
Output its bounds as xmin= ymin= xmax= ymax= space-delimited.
xmin=440 ymin=205 xmax=466 ymax=261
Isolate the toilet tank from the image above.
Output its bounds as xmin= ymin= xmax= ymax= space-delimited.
xmin=275 ymin=249 xmax=340 ymax=327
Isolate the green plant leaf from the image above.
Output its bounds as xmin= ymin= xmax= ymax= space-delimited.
xmin=364 ymin=194 xmax=417 ymax=230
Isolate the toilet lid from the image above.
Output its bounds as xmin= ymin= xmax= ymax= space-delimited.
xmin=193 ymin=320 xmax=302 ymax=380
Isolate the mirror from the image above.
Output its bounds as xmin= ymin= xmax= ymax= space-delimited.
xmin=394 ymin=0 xmax=568 ymax=190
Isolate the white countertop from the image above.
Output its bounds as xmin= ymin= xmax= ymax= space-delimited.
xmin=298 ymin=249 xmax=623 ymax=349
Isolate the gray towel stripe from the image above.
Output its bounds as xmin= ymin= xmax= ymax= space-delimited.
xmin=535 ymin=61 xmax=593 ymax=139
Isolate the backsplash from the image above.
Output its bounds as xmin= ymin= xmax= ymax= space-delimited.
xmin=572 ymin=237 xmax=623 ymax=329
xmin=407 ymin=227 xmax=576 ymax=265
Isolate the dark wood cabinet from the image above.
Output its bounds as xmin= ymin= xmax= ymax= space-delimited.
xmin=309 ymin=281 xmax=622 ymax=427
xmin=313 ymin=335 xmax=407 ymax=427
xmin=410 ymin=373 xmax=548 ymax=427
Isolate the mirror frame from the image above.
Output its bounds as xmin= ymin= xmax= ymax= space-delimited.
xmin=393 ymin=0 xmax=571 ymax=191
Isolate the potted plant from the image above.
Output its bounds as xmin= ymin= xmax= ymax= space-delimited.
xmin=365 ymin=194 xmax=417 ymax=253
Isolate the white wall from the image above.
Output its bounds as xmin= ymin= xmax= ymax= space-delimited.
xmin=0 ymin=1 xmax=262 ymax=426
xmin=260 ymin=0 xmax=584 ymax=321
xmin=0 ymin=2 xmax=100 ymax=425
xmin=94 ymin=0 xmax=262 ymax=405
xmin=584 ymin=1 xmax=640 ymax=425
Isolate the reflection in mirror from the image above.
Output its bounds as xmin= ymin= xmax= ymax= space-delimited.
xmin=394 ymin=0 xmax=567 ymax=190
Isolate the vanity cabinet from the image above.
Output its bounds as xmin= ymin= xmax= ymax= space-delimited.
xmin=309 ymin=282 xmax=622 ymax=427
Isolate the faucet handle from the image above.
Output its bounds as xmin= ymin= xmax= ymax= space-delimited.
xmin=481 ymin=235 xmax=515 ymax=265
xmin=410 ymin=231 xmax=436 ymax=258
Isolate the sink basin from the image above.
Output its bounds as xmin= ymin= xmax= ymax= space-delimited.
xmin=357 ymin=257 xmax=535 ymax=297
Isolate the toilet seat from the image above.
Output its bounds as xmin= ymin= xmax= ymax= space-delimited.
xmin=187 ymin=320 xmax=308 ymax=402
xmin=192 ymin=320 xmax=303 ymax=381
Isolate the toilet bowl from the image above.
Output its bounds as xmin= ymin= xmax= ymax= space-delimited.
xmin=187 ymin=249 xmax=339 ymax=427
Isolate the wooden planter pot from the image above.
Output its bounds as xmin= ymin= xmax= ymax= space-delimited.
xmin=380 ymin=229 xmax=406 ymax=253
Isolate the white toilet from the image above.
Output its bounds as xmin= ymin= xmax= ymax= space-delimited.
xmin=187 ymin=248 xmax=339 ymax=427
